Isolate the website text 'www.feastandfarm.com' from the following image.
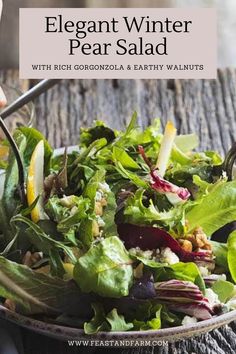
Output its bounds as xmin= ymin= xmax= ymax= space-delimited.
xmin=67 ymin=339 xmax=168 ymax=347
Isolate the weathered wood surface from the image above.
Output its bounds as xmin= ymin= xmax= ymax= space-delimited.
xmin=20 ymin=322 xmax=236 ymax=354
xmin=1 ymin=69 xmax=236 ymax=156
xmin=1 ymin=69 xmax=236 ymax=354
xmin=34 ymin=73 xmax=236 ymax=155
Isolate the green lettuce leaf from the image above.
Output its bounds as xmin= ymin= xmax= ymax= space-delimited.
xmin=133 ymin=304 xmax=162 ymax=330
xmin=186 ymin=179 xmax=236 ymax=236
xmin=102 ymin=191 xmax=117 ymax=238
xmin=84 ymin=303 xmax=133 ymax=334
xmin=123 ymin=189 xmax=186 ymax=233
xmin=210 ymin=240 xmax=228 ymax=270
xmin=114 ymin=161 xmax=148 ymax=188
xmin=192 ymin=175 xmax=211 ymax=198
xmin=227 ymin=231 xmax=236 ymax=282
xmin=74 ymin=236 xmax=133 ymax=298
xmin=84 ymin=303 xmax=109 ymax=334
xmin=112 ymin=146 xmax=139 ymax=170
xmin=167 ymin=163 xmax=214 ymax=190
xmin=174 ymin=134 xmax=199 ymax=152
xmin=106 ymin=308 xmax=133 ymax=331
xmin=171 ymin=145 xmax=192 ymax=165
xmin=0 ymin=128 xmax=53 ymax=253
xmin=2 ymin=132 xmax=26 ymax=208
xmin=0 ymin=132 xmax=29 ymax=253
xmin=212 ymin=280 xmax=235 ymax=303
xmin=83 ymin=169 xmax=105 ymax=203
xmin=161 ymin=306 xmax=182 ymax=327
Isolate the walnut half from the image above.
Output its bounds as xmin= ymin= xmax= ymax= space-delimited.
xmin=179 ymin=227 xmax=212 ymax=252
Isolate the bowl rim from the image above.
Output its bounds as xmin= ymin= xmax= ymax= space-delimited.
xmin=0 ymin=304 xmax=236 ymax=342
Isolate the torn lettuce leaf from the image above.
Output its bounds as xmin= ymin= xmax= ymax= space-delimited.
xmin=210 ymin=241 xmax=228 ymax=270
xmin=84 ymin=303 xmax=133 ymax=334
xmin=174 ymin=134 xmax=199 ymax=153
xmin=227 ymin=231 xmax=236 ymax=283
xmin=123 ymin=189 xmax=186 ymax=233
xmin=74 ymin=236 xmax=133 ymax=298
xmin=212 ymin=280 xmax=235 ymax=303
xmin=186 ymin=179 xmax=236 ymax=236
xmin=133 ymin=304 xmax=162 ymax=330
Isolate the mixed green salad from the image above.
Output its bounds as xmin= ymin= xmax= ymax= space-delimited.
xmin=1 ymin=114 xmax=236 ymax=333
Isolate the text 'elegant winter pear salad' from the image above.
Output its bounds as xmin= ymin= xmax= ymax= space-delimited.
xmin=1 ymin=114 xmax=236 ymax=333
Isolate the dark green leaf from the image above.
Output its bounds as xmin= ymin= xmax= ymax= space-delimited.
xmin=11 ymin=215 xmax=77 ymax=264
xmin=80 ymin=121 xmax=116 ymax=147
xmin=0 ymin=256 xmax=80 ymax=315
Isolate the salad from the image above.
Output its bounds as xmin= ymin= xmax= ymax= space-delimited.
xmin=0 ymin=114 xmax=236 ymax=334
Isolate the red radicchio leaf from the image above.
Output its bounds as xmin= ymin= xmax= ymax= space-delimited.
xmin=168 ymin=302 xmax=213 ymax=320
xmin=138 ymin=145 xmax=190 ymax=201
xmin=104 ymin=280 xmax=214 ymax=320
xmin=155 ymin=280 xmax=214 ymax=320
xmin=150 ymin=170 xmax=190 ymax=200
xmin=117 ymin=223 xmax=212 ymax=263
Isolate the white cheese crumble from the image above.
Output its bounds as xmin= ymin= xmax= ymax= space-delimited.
xmin=160 ymin=247 xmax=179 ymax=265
xmin=96 ymin=216 xmax=105 ymax=227
xmin=182 ymin=315 xmax=197 ymax=326
xmin=129 ymin=247 xmax=153 ymax=260
xmin=99 ymin=182 xmax=110 ymax=193
xmin=205 ymin=288 xmax=221 ymax=307
xmin=198 ymin=266 xmax=209 ymax=277
xmin=226 ymin=285 xmax=236 ymax=310
xmin=205 ymin=274 xmax=227 ymax=282
xmin=95 ymin=191 xmax=103 ymax=201
xmin=226 ymin=298 xmax=236 ymax=310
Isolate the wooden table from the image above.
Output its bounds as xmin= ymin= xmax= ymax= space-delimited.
xmin=1 ymin=69 xmax=236 ymax=354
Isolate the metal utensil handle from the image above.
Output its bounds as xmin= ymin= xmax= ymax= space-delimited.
xmin=0 ymin=79 xmax=60 ymax=120
xmin=222 ymin=142 xmax=236 ymax=181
